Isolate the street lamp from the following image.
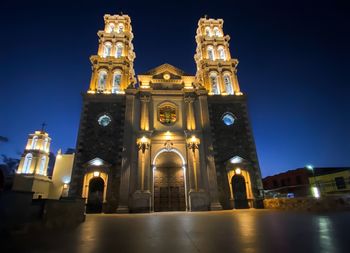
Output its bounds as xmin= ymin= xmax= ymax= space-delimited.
xmin=187 ymin=135 xmax=200 ymax=191
xmin=306 ymin=164 xmax=320 ymax=198
xmin=137 ymin=136 xmax=150 ymax=191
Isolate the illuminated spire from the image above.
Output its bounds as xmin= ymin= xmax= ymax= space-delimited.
xmin=88 ymin=14 xmax=136 ymax=94
xmin=194 ymin=17 xmax=242 ymax=95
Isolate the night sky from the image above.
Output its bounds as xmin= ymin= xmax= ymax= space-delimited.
xmin=0 ymin=0 xmax=349 ymax=177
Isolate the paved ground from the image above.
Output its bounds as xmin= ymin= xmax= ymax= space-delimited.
xmin=3 ymin=210 xmax=350 ymax=253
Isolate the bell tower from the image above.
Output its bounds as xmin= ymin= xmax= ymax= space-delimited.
xmin=16 ymin=130 xmax=51 ymax=176
xmin=88 ymin=14 xmax=136 ymax=94
xmin=194 ymin=17 xmax=242 ymax=95
xmin=13 ymin=129 xmax=52 ymax=199
xmin=70 ymin=14 xmax=135 ymax=212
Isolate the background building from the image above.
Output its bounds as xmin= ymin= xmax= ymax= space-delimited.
xmin=263 ymin=167 xmax=350 ymax=198
xmin=69 ymin=14 xmax=263 ymax=213
xmin=263 ymin=168 xmax=310 ymax=198
xmin=308 ymin=167 xmax=350 ymax=196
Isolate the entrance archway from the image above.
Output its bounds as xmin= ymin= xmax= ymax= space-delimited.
xmin=231 ymin=175 xmax=249 ymax=209
xmin=86 ymin=177 xmax=104 ymax=213
xmin=153 ymin=150 xmax=186 ymax=211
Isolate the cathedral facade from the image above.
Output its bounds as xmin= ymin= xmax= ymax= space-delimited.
xmin=69 ymin=14 xmax=263 ymax=213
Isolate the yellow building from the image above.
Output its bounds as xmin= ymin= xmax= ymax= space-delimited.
xmin=309 ymin=167 xmax=350 ymax=196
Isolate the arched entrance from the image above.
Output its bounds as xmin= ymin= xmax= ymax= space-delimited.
xmin=153 ymin=150 xmax=186 ymax=211
xmin=86 ymin=177 xmax=104 ymax=213
xmin=231 ymin=175 xmax=249 ymax=209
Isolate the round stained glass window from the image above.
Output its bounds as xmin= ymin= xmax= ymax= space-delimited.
xmin=98 ymin=114 xmax=111 ymax=127
xmin=222 ymin=113 xmax=235 ymax=126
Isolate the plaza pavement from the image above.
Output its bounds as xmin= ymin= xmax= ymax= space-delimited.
xmin=3 ymin=209 xmax=350 ymax=253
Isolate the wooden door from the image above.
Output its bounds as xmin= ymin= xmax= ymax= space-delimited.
xmin=154 ymin=167 xmax=186 ymax=211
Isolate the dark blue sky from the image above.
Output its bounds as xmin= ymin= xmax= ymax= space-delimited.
xmin=0 ymin=0 xmax=349 ymax=177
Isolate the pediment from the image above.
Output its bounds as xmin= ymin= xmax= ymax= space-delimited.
xmin=141 ymin=63 xmax=189 ymax=77
xmin=138 ymin=63 xmax=195 ymax=89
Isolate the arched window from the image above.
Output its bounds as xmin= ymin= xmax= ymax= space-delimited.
xmin=23 ymin=153 xmax=33 ymax=173
xmin=205 ymin=26 xmax=211 ymax=36
xmin=39 ymin=156 xmax=46 ymax=175
xmin=31 ymin=136 xmax=38 ymax=149
xmin=112 ymin=71 xmax=122 ymax=93
xmin=42 ymin=138 xmax=48 ymax=152
xmin=103 ymin=42 xmax=112 ymax=57
xmin=213 ymin=27 xmax=221 ymax=37
xmin=209 ymin=72 xmax=220 ymax=94
xmin=218 ymin=46 xmax=226 ymax=60
xmin=207 ymin=46 xmax=215 ymax=60
xmin=108 ymin=23 xmax=115 ymax=33
xmin=223 ymin=74 xmax=233 ymax=94
xmin=118 ymin=23 xmax=124 ymax=33
xmin=115 ymin=43 xmax=123 ymax=58
xmin=97 ymin=70 xmax=107 ymax=92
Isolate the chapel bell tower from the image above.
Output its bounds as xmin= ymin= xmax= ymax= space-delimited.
xmin=13 ymin=129 xmax=52 ymax=199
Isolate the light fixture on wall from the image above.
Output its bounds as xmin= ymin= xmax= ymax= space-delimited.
xmin=165 ymin=131 xmax=172 ymax=141
xmin=187 ymin=135 xmax=200 ymax=191
xmin=137 ymin=136 xmax=150 ymax=154
xmin=187 ymin=135 xmax=200 ymax=153
xmin=164 ymin=131 xmax=173 ymax=151
xmin=235 ymin=168 xmax=241 ymax=175
xmin=93 ymin=171 xmax=100 ymax=177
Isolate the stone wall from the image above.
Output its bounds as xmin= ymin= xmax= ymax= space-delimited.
xmin=208 ymin=95 xmax=263 ymax=209
xmin=0 ymin=191 xmax=85 ymax=233
xmin=42 ymin=198 xmax=86 ymax=229
xmin=264 ymin=195 xmax=350 ymax=211
xmin=70 ymin=94 xmax=125 ymax=212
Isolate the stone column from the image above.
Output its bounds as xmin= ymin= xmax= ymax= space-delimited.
xmin=140 ymin=94 xmax=151 ymax=131
xmin=184 ymin=95 xmax=196 ymax=131
xmin=110 ymin=41 xmax=116 ymax=57
xmin=97 ymin=40 xmax=103 ymax=56
xmin=218 ymin=71 xmax=226 ymax=95
xmin=106 ymin=68 xmax=113 ymax=92
xmin=232 ymin=69 xmax=241 ymax=94
xmin=89 ymin=67 xmax=98 ymax=91
xmin=116 ymin=91 xmax=136 ymax=213
xmin=197 ymin=93 xmax=223 ymax=210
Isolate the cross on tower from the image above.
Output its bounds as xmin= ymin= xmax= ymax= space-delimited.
xmin=41 ymin=122 xmax=47 ymax=132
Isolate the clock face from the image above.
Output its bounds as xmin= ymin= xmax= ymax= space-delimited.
xmin=163 ymin=73 xmax=171 ymax=80
xmin=98 ymin=114 xmax=111 ymax=127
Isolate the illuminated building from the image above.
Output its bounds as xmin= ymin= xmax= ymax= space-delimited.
xmin=69 ymin=14 xmax=263 ymax=213
xmin=13 ymin=130 xmax=75 ymax=200
xmin=13 ymin=130 xmax=52 ymax=198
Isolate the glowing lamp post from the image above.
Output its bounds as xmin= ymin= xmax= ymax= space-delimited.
xmin=187 ymin=135 xmax=200 ymax=191
xmin=137 ymin=136 xmax=150 ymax=191
xmin=306 ymin=164 xmax=320 ymax=198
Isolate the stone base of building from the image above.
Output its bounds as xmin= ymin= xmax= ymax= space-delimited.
xmin=189 ymin=190 xmax=209 ymax=211
xmin=264 ymin=195 xmax=350 ymax=211
xmin=131 ymin=190 xmax=151 ymax=213
xmin=116 ymin=205 xmax=130 ymax=213
xmin=210 ymin=201 xmax=223 ymax=211
xmin=12 ymin=174 xmax=52 ymax=199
